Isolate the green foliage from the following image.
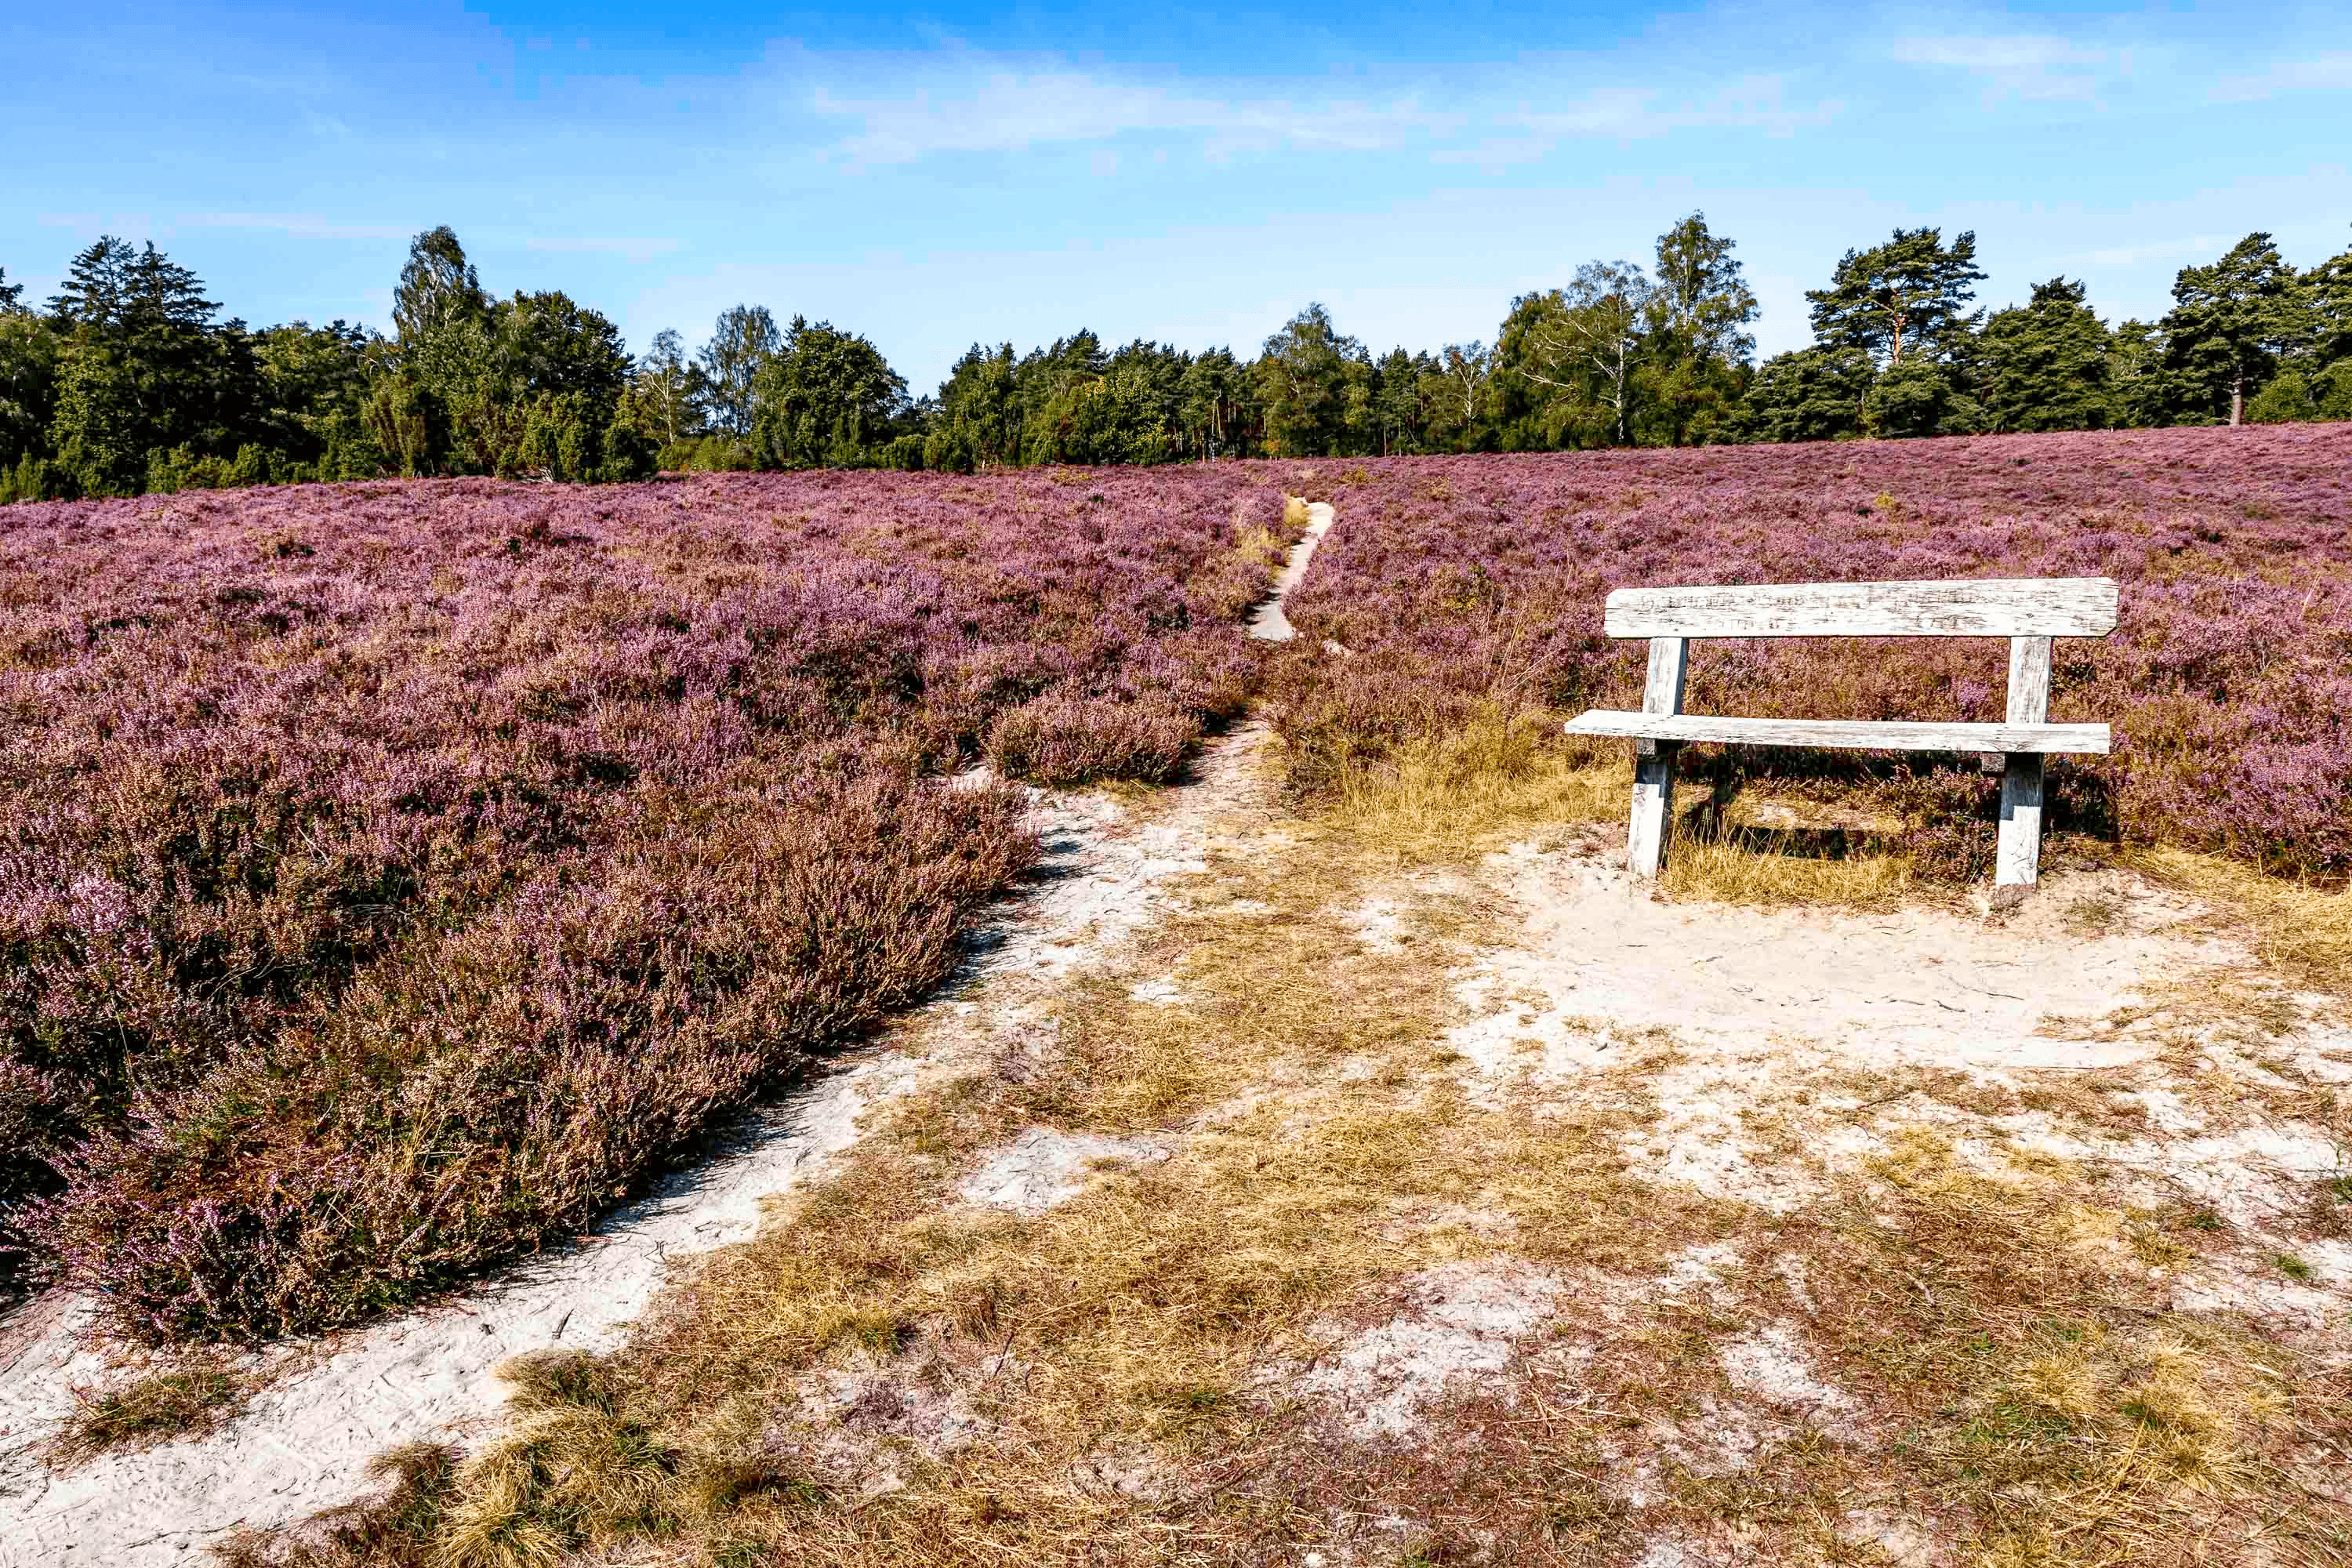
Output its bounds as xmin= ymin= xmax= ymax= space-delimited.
xmin=0 ymin=310 xmax=62 ymax=470
xmin=363 ymin=375 xmax=450 ymax=478
xmin=626 ymin=328 xmax=709 ymax=448
xmin=2247 ymin=361 xmax=2352 ymax=423
xmin=50 ymin=337 xmax=152 ymax=495
xmin=1731 ymin=347 xmax=1873 ymax=442
xmin=2108 ymin=319 xmax=2172 ymax=427
xmin=698 ymin=304 xmax=779 ymax=437
xmin=2246 ymin=230 xmax=2352 ymax=425
xmin=2305 ymin=237 xmax=2352 ymax=368
xmin=1866 ymin=357 xmax=1983 ymax=438
xmin=379 ymin=227 xmax=640 ymax=482
xmin=928 ymin=343 xmax=1022 ymax=469
xmin=1980 ymin=278 xmax=2114 ymax=432
xmin=252 ymin=318 xmax=386 ymax=477
xmin=45 ymin=237 xmax=260 ymax=496
xmin=1490 ymin=291 xmax=1611 ymax=450
xmin=8 ymin=212 xmax=2347 ymax=507
xmin=659 ymin=434 xmax=760 ymax=473
xmin=0 ymin=452 xmax=77 ymax=503
xmin=750 ymin=316 xmax=908 ymax=468
xmin=1257 ymin=303 xmax=1370 ymax=456
xmin=2158 ymin=232 xmax=2300 ymax=426
xmin=1642 ymin=211 xmax=1759 ymax=445
xmin=1023 ymin=364 xmax=1173 ymax=466
xmin=1806 ymin=227 xmax=1987 ymax=367
xmin=391 ymin=226 xmax=484 ymax=347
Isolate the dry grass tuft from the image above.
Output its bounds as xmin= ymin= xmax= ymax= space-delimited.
xmin=2136 ymin=846 xmax=2352 ymax=999
xmin=216 ymin=1443 xmax=462 ymax=1568
xmin=234 ymin=775 xmax=1751 ymax=1566
xmin=1660 ymin=811 xmax=1914 ymax=909
xmin=1325 ymin=705 xmax=1622 ymax=864
xmin=50 ymin=1357 xmax=246 ymax=1464
xmin=1319 ymin=704 xmax=1914 ymax=907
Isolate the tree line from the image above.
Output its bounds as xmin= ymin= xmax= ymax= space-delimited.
xmin=2 ymin=216 xmax=2347 ymax=502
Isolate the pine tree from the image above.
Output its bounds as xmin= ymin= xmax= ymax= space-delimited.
xmin=1979 ymin=278 xmax=2114 ymax=432
xmin=1730 ymin=347 xmax=1873 ymax=442
xmin=2158 ymin=234 xmax=2299 ymax=426
xmin=47 ymin=238 xmax=234 ymax=494
xmin=1806 ymin=228 xmax=1987 ymax=368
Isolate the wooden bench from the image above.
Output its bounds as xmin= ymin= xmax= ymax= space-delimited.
xmin=1563 ymin=578 xmax=2119 ymax=891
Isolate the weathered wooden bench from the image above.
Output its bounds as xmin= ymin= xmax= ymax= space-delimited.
xmin=1563 ymin=578 xmax=2119 ymax=891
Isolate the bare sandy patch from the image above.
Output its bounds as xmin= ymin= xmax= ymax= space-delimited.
xmin=1285 ymin=1261 xmax=1566 ymax=1440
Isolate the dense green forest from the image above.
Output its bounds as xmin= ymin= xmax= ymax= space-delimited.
xmin=2 ymin=215 xmax=2347 ymax=501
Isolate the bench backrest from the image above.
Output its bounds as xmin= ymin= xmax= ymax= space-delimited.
xmin=1604 ymin=578 xmax=2119 ymax=641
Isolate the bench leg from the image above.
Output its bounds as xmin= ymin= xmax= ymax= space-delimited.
xmin=1628 ymin=740 xmax=1680 ymax=879
xmin=1994 ymin=751 xmax=2044 ymax=889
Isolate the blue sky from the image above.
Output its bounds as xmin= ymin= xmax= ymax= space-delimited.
xmin=6 ymin=1 xmax=2348 ymax=392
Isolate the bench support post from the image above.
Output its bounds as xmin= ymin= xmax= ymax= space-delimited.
xmin=1628 ymin=637 xmax=1688 ymax=879
xmin=1995 ymin=635 xmax=2052 ymax=891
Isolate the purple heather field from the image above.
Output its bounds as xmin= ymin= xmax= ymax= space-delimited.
xmin=2 ymin=425 xmax=2347 ymax=1342
xmin=1275 ymin=423 xmax=2352 ymax=880
xmin=0 ymin=466 xmax=1287 ymax=1339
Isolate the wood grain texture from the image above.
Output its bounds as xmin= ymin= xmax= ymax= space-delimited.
xmin=1997 ymin=756 xmax=2046 ymax=887
xmin=1627 ymin=636 xmax=1689 ymax=877
xmin=1633 ymin=635 xmax=1689 ymax=759
xmin=1996 ymin=634 xmax=2055 ymax=887
xmin=1603 ymin=578 xmax=2120 ymax=640
xmin=1628 ymin=748 xmax=1678 ymax=879
xmin=2005 ymin=635 xmax=2053 ymax=725
xmin=1563 ymin=711 xmax=2111 ymax=754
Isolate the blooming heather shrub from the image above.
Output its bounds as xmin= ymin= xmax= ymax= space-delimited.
xmin=987 ymin=692 xmax=1196 ymax=785
xmin=0 ymin=464 xmax=1287 ymax=1338
xmin=1272 ymin=425 xmax=2352 ymax=878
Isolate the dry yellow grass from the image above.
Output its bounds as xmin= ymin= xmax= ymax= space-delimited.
xmin=2136 ymin=845 xmax=2352 ymax=999
xmin=1660 ymin=812 xmax=1914 ymax=909
xmin=50 ymin=1358 xmax=247 ymax=1465
xmin=1327 ymin=705 xmax=1913 ymax=907
xmin=1324 ymin=705 xmax=1623 ymax=864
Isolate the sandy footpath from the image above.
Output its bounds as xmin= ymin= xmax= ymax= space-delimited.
xmin=1247 ymin=500 xmax=1335 ymax=642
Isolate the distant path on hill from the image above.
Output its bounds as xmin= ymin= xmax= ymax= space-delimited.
xmin=1247 ymin=499 xmax=1336 ymax=642
xmin=0 ymin=729 xmax=1283 ymax=1568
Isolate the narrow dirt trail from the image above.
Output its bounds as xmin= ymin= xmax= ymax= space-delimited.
xmin=0 ymin=513 xmax=1337 ymax=1567
xmin=1247 ymin=501 xmax=1335 ymax=642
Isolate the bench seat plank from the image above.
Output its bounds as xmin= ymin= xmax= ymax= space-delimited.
xmin=1564 ymin=710 xmax=2111 ymax=755
xmin=1604 ymin=578 xmax=2119 ymax=639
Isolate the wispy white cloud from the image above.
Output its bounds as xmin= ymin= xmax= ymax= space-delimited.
xmin=1888 ymin=33 xmax=2112 ymax=102
xmin=526 ymin=236 xmax=684 ymax=263
xmin=183 ymin=212 xmax=413 ymax=241
xmin=798 ymin=54 xmax=1838 ymax=171
xmin=1431 ymin=76 xmax=1839 ymax=171
xmin=808 ymin=67 xmax=1463 ymax=164
xmin=2210 ymin=52 xmax=2352 ymax=101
